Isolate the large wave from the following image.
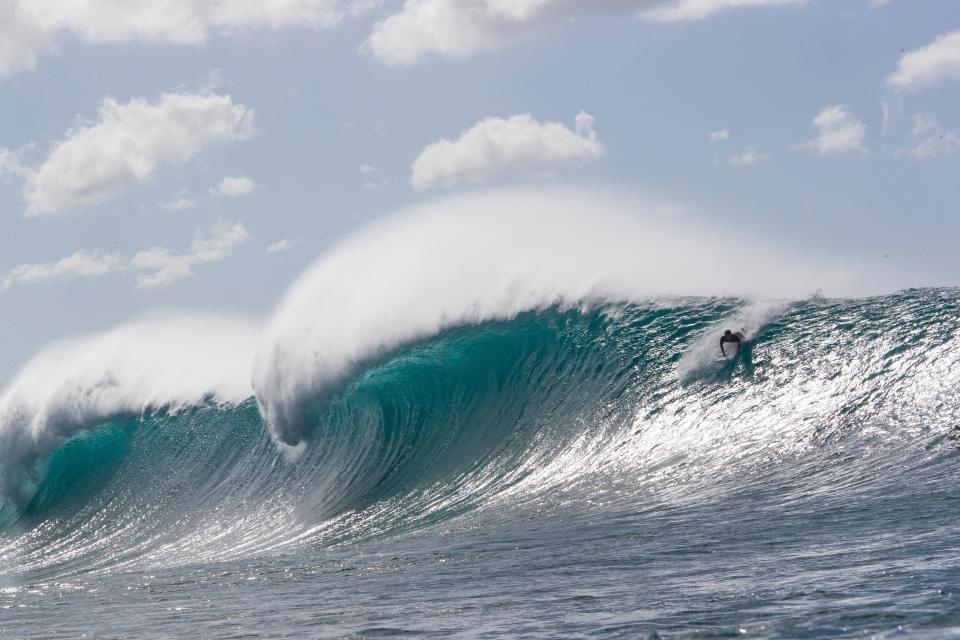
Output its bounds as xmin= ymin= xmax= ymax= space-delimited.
xmin=1 ymin=189 xmax=952 ymax=578
xmin=2 ymin=292 xmax=959 ymax=577
xmin=252 ymin=188 xmax=902 ymax=446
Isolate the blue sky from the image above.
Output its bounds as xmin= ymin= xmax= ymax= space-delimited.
xmin=0 ymin=0 xmax=958 ymax=384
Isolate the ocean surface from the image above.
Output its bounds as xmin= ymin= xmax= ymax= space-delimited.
xmin=2 ymin=285 xmax=960 ymax=638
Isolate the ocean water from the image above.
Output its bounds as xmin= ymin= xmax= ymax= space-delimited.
xmin=3 ymin=287 xmax=960 ymax=639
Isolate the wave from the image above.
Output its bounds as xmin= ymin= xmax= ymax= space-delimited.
xmin=0 ymin=312 xmax=258 ymax=506
xmin=3 ymin=290 xmax=959 ymax=577
xmin=253 ymin=188 xmax=904 ymax=445
xmin=0 ymin=190 xmax=952 ymax=576
xmin=4 ymin=307 xmax=649 ymax=573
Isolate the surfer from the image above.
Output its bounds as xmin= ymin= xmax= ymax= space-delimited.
xmin=720 ymin=330 xmax=743 ymax=358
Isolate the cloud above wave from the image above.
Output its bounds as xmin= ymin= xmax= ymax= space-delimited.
xmin=1 ymin=91 xmax=254 ymax=217
xmin=411 ymin=112 xmax=603 ymax=190
xmin=132 ymin=220 xmax=251 ymax=288
xmin=887 ymin=29 xmax=960 ymax=92
xmin=366 ymin=0 xmax=804 ymax=66
xmin=896 ymin=114 xmax=960 ymax=161
xmin=0 ymin=0 xmax=807 ymax=75
xmin=1 ymin=249 xmax=122 ymax=291
xmin=1 ymin=220 xmax=250 ymax=291
xmin=211 ymin=175 xmax=257 ymax=198
xmin=728 ymin=146 xmax=769 ymax=166
xmin=794 ymin=105 xmax=867 ymax=157
xmin=0 ymin=0 xmax=366 ymax=79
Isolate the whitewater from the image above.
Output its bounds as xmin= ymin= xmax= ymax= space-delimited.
xmin=2 ymin=190 xmax=959 ymax=638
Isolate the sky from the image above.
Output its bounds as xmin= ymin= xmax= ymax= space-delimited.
xmin=0 ymin=0 xmax=958 ymax=385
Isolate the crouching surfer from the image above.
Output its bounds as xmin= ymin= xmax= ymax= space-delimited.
xmin=720 ymin=330 xmax=744 ymax=359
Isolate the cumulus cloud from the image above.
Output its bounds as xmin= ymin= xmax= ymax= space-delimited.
xmin=159 ymin=194 xmax=198 ymax=211
xmin=267 ymin=239 xmax=294 ymax=254
xmin=411 ymin=112 xmax=604 ymax=190
xmin=3 ymin=220 xmax=250 ymax=292
xmin=0 ymin=147 xmax=31 ymax=181
xmin=0 ymin=2 xmax=56 ymax=78
xmin=2 ymin=249 xmax=122 ymax=291
xmin=366 ymin=0 xmax=803 ymax=65
xmin=887 ymin=30 xmax=960 ymax=92
xmin=0 ymin=0 xmax=805 ymax=74
xmin=640 ymin=0 xmax=804 ymax=22
xmin=132 ymin=220 xmax=250 ymax=288
xmin=709 ymin=129 xmax=731 ymax=142
xmin=14 ymin=91 xmax=253 ymax=217
xmin=211 ymin=175 xmax=257 ymax=197
xmin=728 ymin=146 xmax=769 ymax=166
xmin=358 ymin=165 xmax=392 ymax=189
xmin=795 ymin=105 xmax=867 ymax=156
xmin=897 ymin=114 xmax=960 ymax=160
xmin=0 ymin=0 xmax=366 ymax=79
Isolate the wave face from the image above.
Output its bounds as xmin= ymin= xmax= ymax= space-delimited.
xmin=3 ymin=289 xmax=959 ymax=592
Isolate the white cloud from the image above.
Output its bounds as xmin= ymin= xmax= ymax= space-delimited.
xmin=411 ymin=111 xmax=604 ymax=190
xmin=132 ymin=220 xmax=250 ymax=288
xmin=2 ymin=249 xmax=122 ymax=291
xmin=211 ymin=175 xmax=257 ymax=197
xmin=2 ymin=220 xmax=249 ymax=291
xmin=795 ymin=105 xmax=867 ymax=157
xmin=366 ymin=0 xmax=804 ymax=65
xmin=359 ymin=165 xmax=392 ymax=189
xmin=640 ymin=0 xmax=804 ymax=22
xmin=267 ymin=239 xmax=294 ymax=254
xmin=887 ymin=30 xmax=960 ymax=92
xmin=0 ymin=146 xmax=31 ymax=181
xmin=0 ymin=0 xmax=367 ymax=79
xmin=910 ymin=113 xmax=939 ymax=138
xmin=159 ymin=194 xmax=198 ymax=211
xmin=17 ymin=91 xmax=254 ymax=217
xmin=728 ymin=146 xmax=769 ymax=166
xmin=709 ymin=129 xmax=730 ymax=142
xmin=0 ymin=2 xmax=56 ymax=78
xmin=897 ymin=114 xmax=960 ymax=160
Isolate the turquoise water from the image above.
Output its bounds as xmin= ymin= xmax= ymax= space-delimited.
xmin=3 ymin=290 xmax=960 ymax=638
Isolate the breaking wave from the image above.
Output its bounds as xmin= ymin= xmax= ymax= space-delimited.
xmin=1 ymin=190 xmax=953 ymax=579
